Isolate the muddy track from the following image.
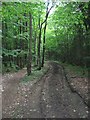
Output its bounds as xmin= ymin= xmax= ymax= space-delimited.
xmin=2 ymin=62 xmax=88 ymax=118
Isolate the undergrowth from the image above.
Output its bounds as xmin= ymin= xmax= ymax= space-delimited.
xmin=21 ymin=62 xmax=49 ymax=83
xmin=60 ymin=61 xmax=88 ymax=77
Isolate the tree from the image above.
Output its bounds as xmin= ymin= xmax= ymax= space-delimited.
xmin=42 ymin=0 xmax=53 ymax=67
xmin=37 ymin=0 xmax=54 ymax=69
xmin=27 ymin=13 xmax=32 ymax=75
xmin=45 ymin=2 xmax=90 ymax=67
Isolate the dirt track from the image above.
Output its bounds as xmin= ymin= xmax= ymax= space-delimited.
xmin=2 ymin=62 xmax=88 ymax=118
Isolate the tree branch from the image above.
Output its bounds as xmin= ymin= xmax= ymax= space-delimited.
xmin=41 ymin=5 xmax=54 ymax=28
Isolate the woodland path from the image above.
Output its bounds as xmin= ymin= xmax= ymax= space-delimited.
xmin=2 ymin=62 xmax=88 ymax=118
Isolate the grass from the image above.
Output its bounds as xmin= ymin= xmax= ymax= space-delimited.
xmin=60 ymin=62 xmax=88 ymax=77
xmin=21 ymin=63 xmax=49 ymax=83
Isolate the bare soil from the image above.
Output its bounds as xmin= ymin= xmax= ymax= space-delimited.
xmin=2 ymin=62 xmax=89 ymax=118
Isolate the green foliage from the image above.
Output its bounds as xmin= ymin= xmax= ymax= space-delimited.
xmin=46 ymin=2 xmax=90 ymax=66
xmin=2 ymin=1 xmax=90 ymax=73
xmin=2 ymin=48 xmax=27 ymax=57
xmin=2 ymin=2 xmax=46 ymax=73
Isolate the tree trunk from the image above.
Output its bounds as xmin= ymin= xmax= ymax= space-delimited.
xmin=37 ymin=3 xmax=53 ymax=69
xmin=34 ymin=31 xmax=37 ymax=66
xmin=24 ymin=13 xmax=28 ymax=66
xmin=42 ymin=21 xmax=47 ymax=67
xmin=37 ymin=15 xmax=42 ymax=70
xmin=27 ymin=13 xmax=32 ymax=75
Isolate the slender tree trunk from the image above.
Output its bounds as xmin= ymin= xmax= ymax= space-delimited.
xmin=18 ymin=19 xmax=24 ymax=68
xmin=41 ymin=2 xmax=53 ymax=67
xmin=27 ymin=13 xmax=32 ymax=75
xmin=42 ymin=21 xmax=47 ymax=67
xmin=24 ymin=13 xmax=28 ymax=66
xmin=37 ymin=15 xmax=42 ymax=70
xmin=2 ymin=20 xmax=7 ymax=67
xmin=37 ymin=2 xmax=53 ymax=69
xmin=37 ymin=29 xmax=42 ymax=70
xmin=2 ymin=21 xmax=6 ymax=48
xmin=22 ymin=13 xmax=26 ymax=68
xmin=34 ymin=31 xmax=37 ymax=66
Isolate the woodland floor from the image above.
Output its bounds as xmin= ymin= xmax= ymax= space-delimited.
xmin=2 ymin=62 xmax=89 ymax=118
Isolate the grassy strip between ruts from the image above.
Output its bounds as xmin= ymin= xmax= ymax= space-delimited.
xmin=21 ymin=62 xmax=49 ymax=83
